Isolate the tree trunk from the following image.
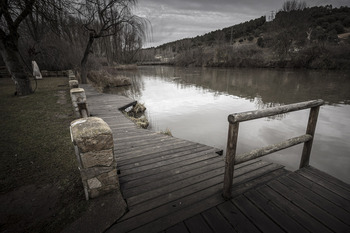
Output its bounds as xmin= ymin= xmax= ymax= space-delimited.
xmin=81 ymin=34 xmax=94 ymax=84
xmin=0 ymin=38 xmax=33 ymax=96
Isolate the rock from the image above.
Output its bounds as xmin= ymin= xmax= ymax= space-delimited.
xmin=80 ymin=149 xmax=114 ymax=168
xmin=70 ymin=117 xmax=113 ymax=153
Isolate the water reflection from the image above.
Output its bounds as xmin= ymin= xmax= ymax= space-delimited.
xmin=110 ymin=66 xmax=350 ymax=106
xmin=105 ymin=66 xmax=350 ymax=183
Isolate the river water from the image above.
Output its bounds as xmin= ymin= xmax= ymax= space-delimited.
xmin=106 ymin=66 xmax=350 ymax=183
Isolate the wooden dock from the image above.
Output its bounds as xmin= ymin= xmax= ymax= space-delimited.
xmin=81 ymin=84 xmax=350 ymax=233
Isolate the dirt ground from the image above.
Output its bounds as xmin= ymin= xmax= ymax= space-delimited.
xmin=0 ymin=184 xmax=60 ymax=232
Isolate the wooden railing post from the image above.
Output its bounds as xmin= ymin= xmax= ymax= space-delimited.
xmin=223 ymin=122 xmax=239 ymax=200
xmin=300 ymin=106 xmax=320 ymax=168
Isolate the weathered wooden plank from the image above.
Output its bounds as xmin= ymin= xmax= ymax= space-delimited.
xmin=305 ymin=166 xmax=350 ymax=192
xmin=288 ymin=172 xmax=350 ymax=212
xmin=119 ymin=149 xmax=218 ymax=182
xmin=257 ymin=185 xmax=333 ymax=233
xmin=230 ymin=166 xmax=288 ymax=198
xmin=165 ymin=222 xmax=189 ymax=233
xmin=124 ymin=194 xmax=224 ymax=233
xmin=113 ymin=132 xmax=159 ymax=142
xmin=269 ymin=180 xmax=349 ymax=232
xmin=120 ymin=145 xmax=215 ymax=170
xmin=122 ymin=173 xmax=225 ymax=219
xmin=108 ymin=180 xmax=225 ymax=233
xmin=280 ymin=175 xmax=350 ymax=225
xmin=228 ymin=99 xmax=324 ymax=123
xmin=125 ymin=161 xmax=280 ymax=208
xmin=233 ymin=195 xmax=285 ymax=233
xmin=201 ymin=207 xmax=236 ymax=233
xmin=298 ymin=168 xmax=350 ymax=201
xmin=217 ymin=201 xmax=260 ymax=233
xmin=122 ymin=165 xmax=284 ymax=233
xmin=118 ymin=143 xmax=210 ymax=167
xmin=114 ymin=130 xmax=160 ymax=139
xmin=120 ymin=147 xmax=215 ymax=174
xmin=119 ymin=150 xmax=217 ymax=181
xmin=117 ymin=141 xmax=197 ymax=162
xmin=184 ymin=214 xmax=213 ymax=233
xmin=122 ymin=157 xmax=224 ymax=198
xmin=109 ymin=123 xmax=138 ymax=130
xmin=116 ymin=137 xmax=181 ymax=154
xmin=117 ymin=138 xmax=192 ymax=156
xmin=122 ymin=164 xmax=286 ymax=222
xmin=117 ymin=143 xmax=205 ymax=166
xmin=235 ymin=134 xmax=312 ymax=165
xmin=113 ymin=130 xmax=153 ymax=138
xmin=244 ymin=189 xmax=309 ymax=233
xmin=116 ymin=137 xmax=177 ymax=153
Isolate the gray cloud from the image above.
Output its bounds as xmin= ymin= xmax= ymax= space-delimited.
xmin=136 ymin=0 xmax=350 ymax=47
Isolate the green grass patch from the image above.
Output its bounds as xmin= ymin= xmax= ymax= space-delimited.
xmin=0 ymin=77 xmax=87 ymax=232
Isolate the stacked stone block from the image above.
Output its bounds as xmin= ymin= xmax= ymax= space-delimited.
xmin=70 ymin=117 xmax=120 ymax=200
xmin=70 ymin=88 xmax=87 ymax=117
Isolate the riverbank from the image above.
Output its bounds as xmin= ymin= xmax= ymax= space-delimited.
xmin=0 ymin=77 xmax=86 ymax=232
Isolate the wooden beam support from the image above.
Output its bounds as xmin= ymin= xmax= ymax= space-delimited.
xmin=300 ymin=106 xmax=320 ymax=168
xmin=235 ymin=134 xmax=313 ymax=165
xmin=223 ymin=122 xmax=239 ymax=200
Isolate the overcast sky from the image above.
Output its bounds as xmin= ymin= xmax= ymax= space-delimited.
xmin=134 ymin=0 xmax=350 ymax=48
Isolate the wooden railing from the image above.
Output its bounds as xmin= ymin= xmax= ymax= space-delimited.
xmin=222 ymin=99 xmax=324 ymax=199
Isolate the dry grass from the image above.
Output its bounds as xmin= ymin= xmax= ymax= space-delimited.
xmin=87 ymin=70 xmax=131 ymax=88
xmin=123 ymin=103 xmax=149 ymax=129
xmin=160 ymin=128 xmax=173 ymax=137
xmin=127 ymin=115 xmax=149 ymax=129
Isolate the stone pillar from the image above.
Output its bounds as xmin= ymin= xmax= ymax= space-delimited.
xmin=67 ymin=70 xmax=76 ymax=80
xmin=70 ymin=88 xmax=87 ymax=117
xmin=69 ymin=80 xmax=79 ymax=89
xmin=70 ymin=117 xmax=120 ymax=200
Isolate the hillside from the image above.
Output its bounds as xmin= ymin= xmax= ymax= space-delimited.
xmin=138 ymin=5 xmax=350 ymax=69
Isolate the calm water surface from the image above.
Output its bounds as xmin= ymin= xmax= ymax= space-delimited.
xmin=106 ymin=66 xmax=350 ymax=183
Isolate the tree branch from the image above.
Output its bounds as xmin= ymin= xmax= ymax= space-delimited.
xmin=13 ymin=0 xmax=36 ymax=30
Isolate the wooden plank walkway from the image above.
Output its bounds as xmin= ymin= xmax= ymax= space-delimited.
xmin=81 ymin=84 xmax=350 ymax=233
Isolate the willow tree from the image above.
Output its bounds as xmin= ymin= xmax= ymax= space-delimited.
xmin=0 ymin=0 xmax=72 ymax=95
xmin=0 ymin=0 xmax=36 ymax=95
xmin=77 ymin=0 xmax=147 ymax=84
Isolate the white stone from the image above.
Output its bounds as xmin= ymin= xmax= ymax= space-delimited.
xmin=87 ymin=177 xmax=102 ymax=189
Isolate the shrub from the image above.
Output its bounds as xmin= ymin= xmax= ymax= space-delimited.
xmin=87 ymin=70 xmax=131 ymax=88
xmin=257 ymin=37 xmax=265 ymax=47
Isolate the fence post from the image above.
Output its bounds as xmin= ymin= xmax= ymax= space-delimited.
xmin=70 ymin=117 xmax=120 ymax=200
xmin=300 ymin=106 xmax=320 ymax=168
xmin=77 ymin=99 xmax=89 ymax=118
xmin=222 ymin=122 xmax=239 ymax=200
xmin=69 ymin=80 xmax=79 ymax=89
xmin=70 ymin=88 xmax=87 ymax=117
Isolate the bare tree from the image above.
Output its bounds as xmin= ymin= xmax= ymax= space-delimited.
xmin=76 ymin=0 xmax=147 ymax=83
xmin=0 ymin=0 xmax=36 ymax=95
xmin=281 ymin=0 xmax=307 ymax=12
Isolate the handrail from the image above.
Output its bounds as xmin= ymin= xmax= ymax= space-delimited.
xmin=222 ymin=99 xmax=324 ymax=199
xmin=228 ymin=99 xmax=324 ymax=123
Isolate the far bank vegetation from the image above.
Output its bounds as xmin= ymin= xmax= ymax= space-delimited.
xmin=138 ymin=2 xmax=350 ymax=70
